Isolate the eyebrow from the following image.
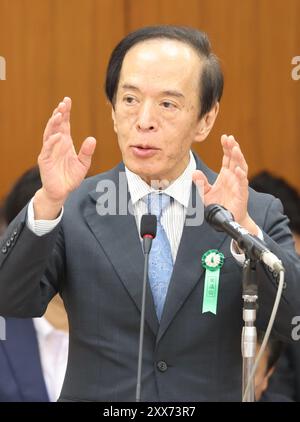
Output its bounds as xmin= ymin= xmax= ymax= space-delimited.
xmin=121 ymin=84 xmax=185 ymax=99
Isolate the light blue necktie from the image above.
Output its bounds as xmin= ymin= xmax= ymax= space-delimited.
xmin=145 ymin=193 xmax=174 ymax=321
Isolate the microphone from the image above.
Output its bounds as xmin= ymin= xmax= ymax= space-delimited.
xmin=140 ymin=214 xmax=157 ymax=254
xmin=136 ymin=214 xmax=157 ymax=402
xmin=204 ymin=204 xmax=284 ymax=272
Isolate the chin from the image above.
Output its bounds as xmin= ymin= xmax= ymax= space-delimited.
xmin=125 ymin=158 xmax=153 ymax=177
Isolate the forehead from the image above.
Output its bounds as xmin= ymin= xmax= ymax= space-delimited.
xmin=119 ymin=39 xmax=203 ymax=93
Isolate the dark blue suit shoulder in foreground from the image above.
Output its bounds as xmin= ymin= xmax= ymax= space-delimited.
xmin=0 ymin=318 xmax=49 ymax=402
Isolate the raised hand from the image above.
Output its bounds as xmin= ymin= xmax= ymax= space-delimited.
xmin=193 ymin=135 xmax=258 ymax=235
xmin=34 ymin=97 xmax=96 ymax=219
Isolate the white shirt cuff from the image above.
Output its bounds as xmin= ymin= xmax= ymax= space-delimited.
xmin=231 ymin=227 xmax=264 ymax=264
xmin=27 ymin=198 xmax=64 ymax=236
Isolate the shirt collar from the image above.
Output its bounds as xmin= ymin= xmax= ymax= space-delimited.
xmin=125 ymin=151 xmax=196 ymax=208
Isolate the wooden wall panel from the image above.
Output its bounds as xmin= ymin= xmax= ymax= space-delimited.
xmin=0 ymin=0 xmax=54 ymax=197
xmin=127 ymin=0 xmax=300 ymax=189
xmin=0 ymin=0 xmax=125 ymax=198
xmin=0 ymin=0 xmax=299 ymax=200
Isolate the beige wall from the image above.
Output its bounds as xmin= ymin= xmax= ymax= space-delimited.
xmin=0 ymin=0 xmax=299 ymax=198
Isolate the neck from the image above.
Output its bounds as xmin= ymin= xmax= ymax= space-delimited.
xmin=44 ymin=294 xmax=69 ymax=332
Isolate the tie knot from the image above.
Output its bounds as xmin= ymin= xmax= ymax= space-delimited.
xmin=145 ymin=193 xmax=171 ymax=218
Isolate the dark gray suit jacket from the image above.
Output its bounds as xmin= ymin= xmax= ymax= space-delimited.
xmin=1 ymin=154 xmax=300 ymax=402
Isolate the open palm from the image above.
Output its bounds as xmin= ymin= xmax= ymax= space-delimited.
xmin=193 ymin=135 xmax=250 ymax=226
xmin=38 ymin=97 xmax=96 ymax=203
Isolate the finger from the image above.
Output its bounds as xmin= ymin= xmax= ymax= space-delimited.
xmin=39 ymin=132 xmax=62 ymax=160
xmin=221 ymin=134 xmax=230 ymax=168
xmin=59 ymin=97 xmax=72 ymax=136
xmin=226 ymin=133 xmax=248 ymax=175
xmin=51 ymin=103 xmax=62 ymax=118
xmin=43 ymin=112 xmax=63 ymax=142
xmin=231 ymin=145 xmax=248 ymax=175
xmin=192 ymin=170 xmax=211 ymax=197
xmin=62 ymin=97 xmax=71 ymax=113
xmin=221 ymin=134 xmax=239 ymax=169
xmin=52 ymin=98 xmax=67 ymax=115
xmin=234 ymin=166 xmax=249 ymax=186
xmin=60 ymin=97 xmax=71 ymax=123
xmin=44 ymin=98 xmax=70 ymax=141
xmin=78 ymin=137 xmax=97 ymax=169
xmin=226 ymin=134 xmax=239 ymax=147
xmin=224 ymin=135 xmax=243 ymax=174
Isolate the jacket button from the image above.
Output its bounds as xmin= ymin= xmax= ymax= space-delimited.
xmin=1 ymin=246 xmax=8 ymax=254
xmin=157 ymin=361 xmax=168 ymax=372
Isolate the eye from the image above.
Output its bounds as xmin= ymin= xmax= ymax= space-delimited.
xmin=161 ymin=101 xmax=176 ymax=109
xmin=123 ymin=96 xmax=137 ymax=105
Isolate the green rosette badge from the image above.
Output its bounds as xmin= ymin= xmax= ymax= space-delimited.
xmin=201 ymin=249 xmax=224 ymax=315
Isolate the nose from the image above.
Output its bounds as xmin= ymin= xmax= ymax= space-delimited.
xmin=136 ymin=101 xmax=158 ymax=132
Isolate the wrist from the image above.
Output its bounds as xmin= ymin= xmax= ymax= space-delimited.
xmin=33 ymin=188 xmax=65 ymax=220
xmin=239 ymin=214 xmax=259 ymax=236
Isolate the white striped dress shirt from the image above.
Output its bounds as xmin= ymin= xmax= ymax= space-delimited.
xmin=125 ymin=151 xmax=196 ymax=261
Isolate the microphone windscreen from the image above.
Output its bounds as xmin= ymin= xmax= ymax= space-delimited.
xmin=140 ymin=214 xmax=157 ymax=238
xmin=204 ymin=204 xmax=234 ymax=231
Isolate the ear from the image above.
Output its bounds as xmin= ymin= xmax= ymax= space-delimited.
xmin=111 ymin=107 xmax=118 ymax=134
xmin=194 ymin=102 xmax=219 ymax=143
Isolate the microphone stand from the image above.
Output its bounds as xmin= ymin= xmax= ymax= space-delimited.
xmin=204 ymin=204 xmax=284 ymax=401
xmin=136 ymin=234 xmax=153 ymax=402
xmin=241 ymin=257 xmax=258 ymax=402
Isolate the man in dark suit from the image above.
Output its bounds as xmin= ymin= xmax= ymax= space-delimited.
xmin=0 ymin=26 xmax=300 ymax=402
xmin=0 ymin=167 xmax=69 ymax=402
xmin=0 ymin=169 xmax=49 ymax=401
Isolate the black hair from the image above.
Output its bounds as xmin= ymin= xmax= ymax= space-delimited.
xmin=257 ymin=331 xmax=284 ymax=374
xmin=105 ymin=25 xmax=223 ymax=119
xmin=2 ymin=166 xmax=42 ymax=225
xmin=250 ymin=171 xmax=300 ymax=235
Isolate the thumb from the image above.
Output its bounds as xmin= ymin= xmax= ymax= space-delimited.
xmin=78 ymin=137 xmax=97 ymax=168
xmin=192 ymin=170 xmax=211 ymax=198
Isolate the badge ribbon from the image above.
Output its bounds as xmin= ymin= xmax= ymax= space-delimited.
xmin=202 ymin=249 xmax=224 ymax=315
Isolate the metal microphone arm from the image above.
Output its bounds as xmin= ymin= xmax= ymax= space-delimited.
xmin=241 ymin=258 xmax=258 ymax=402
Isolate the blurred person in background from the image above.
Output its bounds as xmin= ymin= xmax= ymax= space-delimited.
xmin=250 ymin=171 xmax=300 ymax=254
xmin=0 ymin=167 xmax=69 ymax=402
xmin=250 ymin=170 xmax=300 ymax=401
xmin=255 ymin=331 xmax=286 ymax=401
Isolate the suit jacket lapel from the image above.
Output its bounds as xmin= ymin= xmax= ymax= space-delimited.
xmin=84 ymin=164 xmax=159 ymax=337
xmin=157 ymin=154 xmax=227 ymax=343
